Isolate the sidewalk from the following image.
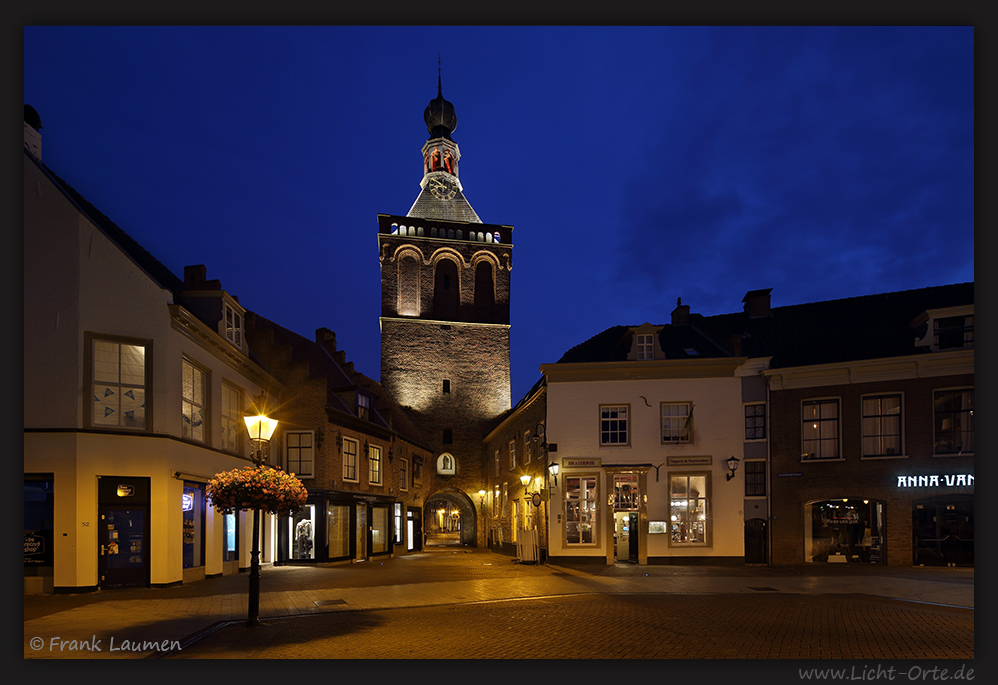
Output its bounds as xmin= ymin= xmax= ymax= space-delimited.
xmin=23 ymin=546 xmax=974 ymax=659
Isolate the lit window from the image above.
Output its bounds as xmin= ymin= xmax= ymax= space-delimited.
xmin=286 ymin=431 xmax=314 ymax=478
xmin=661 ymin=402 xmax=693 ymax=443
xmin=862 ymin=394 xmax=902 ymax=457
xmin=933 ymin=388 xmax=974 ymax=455
xmin=182 ymin=358 xmax=207 ymax=443
xmin=600 ymin=405 xmax=629 ymax=445
xmin=343 ymin=438 xmax=359 ymax=482
xmin=670 ymin=474 xmax=709 ymax=545
xmin=565 ymin=476 xmax=597 ymax=545
xmin=802 ymin=399 xmax=840 ymax=460
xmin=91 ymin=338 xmax=147 ymax=429
xmin=369 ymin=445 xmax=382 ymax=484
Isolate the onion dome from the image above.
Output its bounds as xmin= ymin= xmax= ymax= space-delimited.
xmin=423 ymin=73 xmax=457 ymax=140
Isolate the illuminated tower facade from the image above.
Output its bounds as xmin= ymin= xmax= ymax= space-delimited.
xmin=378 ymin=75 xmax=512 ymax=542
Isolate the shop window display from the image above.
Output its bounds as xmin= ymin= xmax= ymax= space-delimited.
xmin=290 ymin=505 xmax=315 ymax=560
xmin=805 ymin=499 xmax=883 ymax=563
xmin=565 ymin=476 xmax=597 ymax=544
xmin=670 ymin=474 xmax=708 ymax=545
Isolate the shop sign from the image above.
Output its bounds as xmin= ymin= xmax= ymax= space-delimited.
xmin=778 ymin=472 xmax=803 ymax=478
xmin=182 ymin=493 xmax=194 ymax=511
xmin=896 ymin=474 xmax=974 ymax=488
xmin=563 ymin=458 xmax=600 ymax=468
xmin=667 ymin=455 xmax=712 ymax=466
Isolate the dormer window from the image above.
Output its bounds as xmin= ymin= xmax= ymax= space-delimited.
xmin=935 ymin=315 xmax=973 ymax=350
xmin=223 ymin=301 xmax=242 ymax=348
xmin=636 ymin=334 xmax=654 ymax=360
xmin=357 ymin=393 xmax=371 ymax=421
xmin=912 ymin=305 xmax=974 ymax=351
xmin=628 ymin=324 xmax=664 ymax=361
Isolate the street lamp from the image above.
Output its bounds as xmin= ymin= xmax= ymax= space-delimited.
xmin=725 ymin=455 xmax=740 ymax=481
xmin=243 ymin=412 xmax=278 ymax=626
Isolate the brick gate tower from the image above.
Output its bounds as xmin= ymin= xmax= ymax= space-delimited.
xmin=377 ymin=72 xmax=512 ymax=545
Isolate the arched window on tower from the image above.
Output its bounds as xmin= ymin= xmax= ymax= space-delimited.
xmin=398 ymin=254 xmax=420 ymax=317
xmin=474 ymin=260 xmax=496 ymax=323
xmin=433 ymin=258 xmax=460 ymax=321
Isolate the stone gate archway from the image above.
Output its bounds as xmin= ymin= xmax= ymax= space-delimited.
xmin=424 ymin=489 xmax=477 ymax=547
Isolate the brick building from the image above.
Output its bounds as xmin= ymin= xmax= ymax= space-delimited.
xmin=378 ymin=76 xmax=513 ymax=547
xmin=244 ymin=315 xmax=434 ymax=563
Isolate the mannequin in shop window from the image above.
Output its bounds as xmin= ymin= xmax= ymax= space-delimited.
xmin=295 ymin=518 xmax=313 ymax=559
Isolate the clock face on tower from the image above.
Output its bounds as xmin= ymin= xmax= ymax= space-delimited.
xmin=428 ymin=176 xmax=458 ymax=201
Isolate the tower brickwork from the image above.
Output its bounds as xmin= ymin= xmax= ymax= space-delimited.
xmin=378 ymin=75 xmax=512 ymax=537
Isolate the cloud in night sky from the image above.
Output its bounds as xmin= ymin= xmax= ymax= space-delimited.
xmin=22 ymin=25 xmax=975 ymax=403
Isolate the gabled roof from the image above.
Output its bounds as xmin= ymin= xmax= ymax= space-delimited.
xmin=556 ymin=283 xmax=974 ymax=369
xmin=28 ymin=152 xmax=185 ymax=294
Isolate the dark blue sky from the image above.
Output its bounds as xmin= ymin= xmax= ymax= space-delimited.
xmin=23 ymin=26 xmax=975 ymax=404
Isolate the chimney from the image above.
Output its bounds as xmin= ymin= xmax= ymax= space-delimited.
xmin=24 ymin=105 xmax=42 ymax=160
xmin=671 ymin=297 xmax=690 ymax=325
xmin=315 ymin=328 xmax=337 ymax=356
xmin=742 ymin=288 xmax=773 ymax=319
xmin=183 ymin=264 xmax=221 ymax=290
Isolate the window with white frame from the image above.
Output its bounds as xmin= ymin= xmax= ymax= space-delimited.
xmin=744 ymin=403 xmax=766 ymax=440
xmin=802 ymin=399 xmax=840 ymax=460
xmin=565 ymin=476 xmax=597 ymax=544
xmin=509 ymin=439 xmax=516 ymax=470
xmin=669 ymin=473 xmax=709 ymax=545
xmin=286 ymin=431 xmax=314 ymax=478
xmin=661 ymin=402 xmax=693 ymax=443
xmin=369 ymin=445 xmax=382 ymax=484
xmin=400 ymin=458 xmax=409 ymax=491
xmin=862 ymin=394 xmax=902 ymax=457
xmin=636 ymin=333 xmax=654 ymax=360
xmin=524 ymin=430 xmax=532 ymax=463
xmin=223 ymin=301 xmax=242 ymax=348
xmin=91 ymin=338 xmax=147 ymax=429
xmin=933 ymin=388 xmax=974 ymax=455
xmin=220 ymin=382 xmax=243 ymax=453
xmin=182 ymin=358 xmax=207 ymax=442
xmin=343 ymin=438 xmax=359 ymax=482
xmin=495 ymin=449 xmax=500 ymax=476
xmin=600 ymin=404 xmax=629 ymax=445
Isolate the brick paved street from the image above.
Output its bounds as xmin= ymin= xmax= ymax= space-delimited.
xmin=168 ymin=592 xmax=973 ymax=660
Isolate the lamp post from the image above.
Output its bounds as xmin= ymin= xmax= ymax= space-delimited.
xmin=243 ymin=412 xmax=279 ymax=626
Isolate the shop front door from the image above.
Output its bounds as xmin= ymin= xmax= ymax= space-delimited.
xmin=99 ymin=507 xmax=148 ymax=588
xmin=97 ymin=476 xmax=150 ymax=589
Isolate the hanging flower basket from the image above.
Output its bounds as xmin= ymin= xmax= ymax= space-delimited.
xmin=207 ymin=466 xmax=308 ymax=515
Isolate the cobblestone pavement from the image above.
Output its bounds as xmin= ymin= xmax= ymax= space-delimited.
xmin=167 ymin=592 xmax=974 ymax=660
xmin=24 ymin=546 xmax=977 ymax=663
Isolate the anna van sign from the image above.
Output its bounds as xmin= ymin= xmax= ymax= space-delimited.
xmin=896 ymin=474 xmax=974 ymax=488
